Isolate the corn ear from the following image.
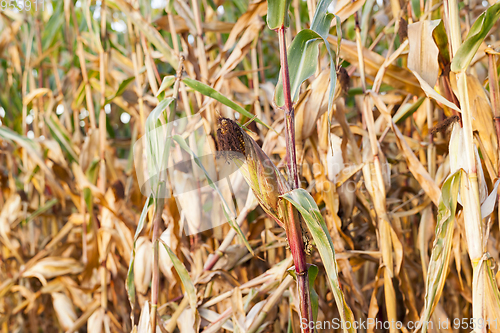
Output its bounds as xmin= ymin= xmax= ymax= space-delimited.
xmin=216 ymin=117 xmax=290 ymax=227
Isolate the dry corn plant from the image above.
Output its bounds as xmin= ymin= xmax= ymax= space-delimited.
xmin=1 ymin=0 xmax=500 ymax=332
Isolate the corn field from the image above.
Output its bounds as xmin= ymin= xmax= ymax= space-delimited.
xmin=1 ymin=0 xmax=500 ymax=332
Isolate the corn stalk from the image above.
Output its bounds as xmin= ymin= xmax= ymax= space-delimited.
xmin=448 ymin=0 xmax=487 ymax=329
xmin=455 ymin=70 xmax=486 ymax=332
xmin=276 ymin=23 xmax=313 ymax=333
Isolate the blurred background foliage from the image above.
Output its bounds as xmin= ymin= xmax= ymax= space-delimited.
xmin=1 ymin=0 xmax=500 ymax=332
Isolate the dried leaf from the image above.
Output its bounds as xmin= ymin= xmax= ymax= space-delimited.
xmin=407 ymin=20 xmax=441 ymax=87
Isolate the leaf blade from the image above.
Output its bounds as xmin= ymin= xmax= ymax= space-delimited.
xmin=266 ymin=0 xmax=292 ymax=29
xmin=451 ymin=2 xmax=500 ymax=72
xmin=182 ymin=78 xmax=273 ymax=131
xmin=420 ymin=169 xmax=463 ymax=333
xmin=281 ymin=188 xmax=355 ymax=333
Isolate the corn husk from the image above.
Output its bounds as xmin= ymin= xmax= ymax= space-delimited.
xmin=217 ymin=117 xmax=290 ymax=227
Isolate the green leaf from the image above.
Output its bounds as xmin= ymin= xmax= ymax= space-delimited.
xmin=156 ymin=75 xmax=176 ymax=97
xmin=109 ymin=38 xmax=128 ymax=56
xmin=0 ymin=127 xmax=64 ymax=197
xmin=126 ymin=196 xmax=153 ymax=310
xmin=411 ymin=0 xmax=421 ymax=18
xmin=206 ymin=0 xmax=217 ymax=11
xmin=165 ymin=0 xmax=175 ymax=13
xmin=335 ymin=15 xmax=342 ymax=65
xmin=451 ymin=2 xmax=500 ymax=72
xmin=393 ymin=96 xmax=425 ymax=124
xmin=125 ymin=247 xmax=136 ymax=310
xmin=159 ymin=240 xmax=198 ymax=313
xmin=421 ymin=169 xmax=463 ymax=333
xmin=308 ymin=265 xmax=319 ymax=323
xmin=311 ymin=0 xmax=335 ymax=37
xmin=287 ymin=264 xmax=319 ymax=322
xmin=24 ymin=199 xmax=58 ymax=224
xmin=135 ymin=196 xmax=154 ymax=242
xmin=85 ymin=159 xmax=100 ymax=183
xmin=182 ymin=78 xmax=273 ymax=132
xmin=485 ymin=258 xmax=500 ymax=322
xmin=0 ymin=126 xmax=39 ymax=152
xmin=281 ymin=188 xmax=355 ymax=333
xmin=105 ymin=76 xmax=135 ymax=104
xmin=275 ymin=30 xmax=322 ymax=107
xmin=266 ymin=0 xmax=293 ymax=30
xmin=42 ymin=12 xmax=65 ymax=50
xmin=171 ymin=135 xmax=253 ymax=255
xmin=82 ymin=159 xmax=100 ymax=228
xmin=144 ymin=98 xmax=176 ymax=197
xmin=275 ymin=30 xmax=337 ymax=111
xmin=83 ymin=187 xmax=92 ymax=229
xmin=45 ymin=114 xmax=79 ymax=163
xmin=432 ymin=20 xmax=450 ymax=64
xmin=275 ymin=0 xmax=337 ymax=111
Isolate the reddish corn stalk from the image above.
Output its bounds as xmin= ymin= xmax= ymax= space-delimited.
xmin=277 ymin=25 xmax=313 ymax=333
xmin=285 ymin=203 xmax=312 ymax=329
xmin=278 ymin=27 xmax=300 ymax=190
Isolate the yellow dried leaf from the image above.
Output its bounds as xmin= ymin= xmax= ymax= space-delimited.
xmin=22 ymin=258 xmax=84 ymax=283
xmin=51 ymin=292 xmax=77 ymax=331
xmin=407 ymin=20 xmax=440 ymax=87
xmin=134 ymin=237 xmax=153 ymax=295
